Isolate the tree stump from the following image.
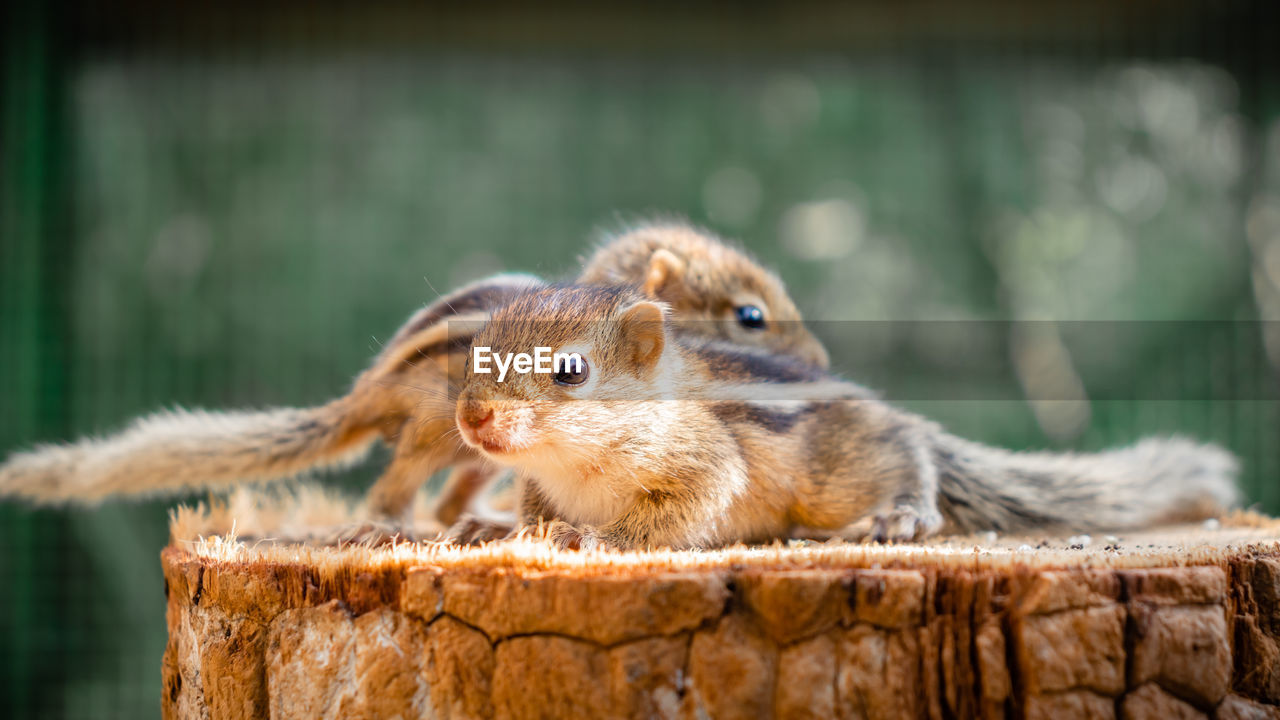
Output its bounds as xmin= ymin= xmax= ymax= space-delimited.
xmin=160 ymin=493 xmax=1280 ymax=719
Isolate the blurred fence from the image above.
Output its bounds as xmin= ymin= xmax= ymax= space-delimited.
xmin=2 ymin=1 xmax=1279 ymax=718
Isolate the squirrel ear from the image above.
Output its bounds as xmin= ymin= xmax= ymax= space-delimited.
xmin=618 ymin=301 xmax=667 ymax=371
xmin=642 ymin=249 xmax=687 ymax=304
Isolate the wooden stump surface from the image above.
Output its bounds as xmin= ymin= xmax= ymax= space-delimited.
xmin=160 ymin=493 xmax=1280 ymax=719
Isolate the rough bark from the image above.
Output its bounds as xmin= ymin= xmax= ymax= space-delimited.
xmin=161 ymin=526 xmax=1280 ymax=719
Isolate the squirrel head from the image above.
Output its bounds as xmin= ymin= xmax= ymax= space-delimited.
xmin=455 ymin=285 xmax=677 ymax=471
xmin=579 ymin=222 xmax=830 ymax=369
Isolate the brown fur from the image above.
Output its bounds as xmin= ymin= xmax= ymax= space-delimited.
xmin=454 ymin=285 xmax=1241 ymax=550
xmin=579 ymin=222 xmax=828 ymax=368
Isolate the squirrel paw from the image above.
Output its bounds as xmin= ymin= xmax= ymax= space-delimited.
xmin=326 ymin=521 xmax=419 ymax=547
xmin=445 ymin=514 xmax=515 ymax=545
xmin=868 ymin=505 xmax=943 ymax=543
xmin=544 ymin=521 xmax=606 ymax=551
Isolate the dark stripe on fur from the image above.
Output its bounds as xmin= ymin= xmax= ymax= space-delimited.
xmin=709 ymin=402 xmax=807 ymax=434
xmin=681 ymin=338 xmax=828 ymax=383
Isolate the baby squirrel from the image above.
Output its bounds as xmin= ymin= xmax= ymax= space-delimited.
xmin=0 ymin=223 xmax=827 ymax=528
xmin=454 ymin=284 xmax=1241 ymax=549
xmin=434 ymin=222 xmax=831 ymax=527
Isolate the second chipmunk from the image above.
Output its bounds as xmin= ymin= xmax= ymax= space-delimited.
xmin=454 ymin=285 xmax=1241 ymax=549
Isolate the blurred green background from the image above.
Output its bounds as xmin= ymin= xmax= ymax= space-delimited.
xmin=2 ymin=1 xmax=1280 ymax=717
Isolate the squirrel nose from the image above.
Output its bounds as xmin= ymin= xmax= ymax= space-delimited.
xmin=460 ymin=408 xmax=494 ymax=431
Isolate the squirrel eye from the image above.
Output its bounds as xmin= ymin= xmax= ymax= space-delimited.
xmin=735 ymin=305 xmax=767 ymax=330
xmin=553 ymin=355 xmax=590 ymax=386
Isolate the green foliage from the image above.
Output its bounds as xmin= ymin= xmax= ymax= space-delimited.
xmin=2 ymin=53 xmax=1277 ymax=719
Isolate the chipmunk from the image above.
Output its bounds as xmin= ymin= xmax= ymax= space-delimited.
xmin=453 ymin=284 xmax=1241 ymax=549
xmin=431 ymin=221 xmax=832 ymax=527
xmin=0 ymin=223 xmax=829 ymax=529
xmin=578 ymin=222 xmax=827 ymax=368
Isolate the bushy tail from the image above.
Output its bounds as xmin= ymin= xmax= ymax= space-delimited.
xmin=0 ymin=399 xmax=380 ymax=505
xmin=932 ymin=433 xmax=1241 ymax=534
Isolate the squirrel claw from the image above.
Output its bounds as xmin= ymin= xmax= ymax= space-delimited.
xmin=326 ymin=521 xmax=418 ymax=547
xmin=445 ymin=514 xmax=514 ymax=545
xmin=545 ymin=521 xmax=605 ymax=551
xmin=869 ymin=505 xmax=943 ymax=543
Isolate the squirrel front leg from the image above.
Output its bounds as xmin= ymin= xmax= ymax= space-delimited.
xmin=517 ymin=476 xmax=560 ymax=526
xmin=365 ymin=419 xmax=464 ymax=522
xmin=442 ymin=472 xmax=533 ymax=545
xmin=598 ymin=489 xmax=722 ymax=550
xmin=432 ymin=462 xmax=504 ymax=527
xmin=794 ymin=406 xmax=944 ymax=543
xmin=541 ymin=477 xmax=740 ymax=551
xmin=497 ymin=477 xmax=584 ymax=547
xmin=867 ymin=429 xmax=943 ymax=542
